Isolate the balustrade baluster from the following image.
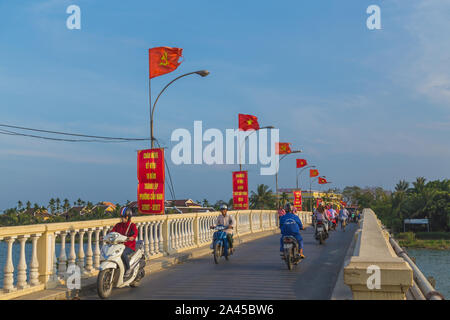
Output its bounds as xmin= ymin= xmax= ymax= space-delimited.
xmin=17 ymin=235 xmax=29 ymax=290
xmin=150 ymin=222 xmax=157 ymax=254
xmin=58 ymin=231 xmax=67 ymax=277
xmin=93 ymin=228 xmax=101 ymax=269
xmin=77 ymin=230 xmax=85 ymax=274
xmin=145 ymin=222 xmax=151 ymax=257
xmin=29 ymin=234 xmax=40 ymax=286
xmin=51 ymin=233 xmax=59 ymax=283
xmin=157 ymin=221 xmax=164 ymax=254
xmin=3 ymin=237 xmax=16 ymax=293
xmin=85 ymin=229 xmax=94 ymax=274
xmin=143 ymin=222 xmax=151 ymax=259
xmin=68 ymin=230 xmax=77 ymax=275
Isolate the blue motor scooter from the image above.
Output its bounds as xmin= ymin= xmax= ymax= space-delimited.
xmin=212 ymin=225 xmax=230 ymax=264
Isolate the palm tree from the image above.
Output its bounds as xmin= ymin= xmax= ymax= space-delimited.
xmin=17 ymin=200 xmax=23 ymax=211
xmin=48 ymin=198 xmax=56 ymax=214
xmin=395 ymin=180 xmax=409 ymax=193
xmin=63 ymin=199 xmax=70 ymax=214
xmin=26 ymin=201 xmax=31 ymax=210
xmin=413 ymin=177 xmax=426 ymax=194
xmin=280 ymin=192 xmax=289 ymax=206
xmin=202 ymin=199 xmax=210 ymax=208
xmin=55 ymin=198 xmax=61 ymax=213
xmin=250 ymin=184 xmax=275 ymax=209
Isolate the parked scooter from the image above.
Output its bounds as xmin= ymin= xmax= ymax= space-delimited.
xmin=97 ymin=232 xmax=146 ymax=299
xmin=211 ymin=225 xmax=231 ymax=264
xmin=281 ymin=235 xmax=302 ymax=270
xmin=315 ymin=221 xmax=328 ymax=245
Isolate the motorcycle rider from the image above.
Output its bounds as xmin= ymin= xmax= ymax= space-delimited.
xmin=314 ymin=204 xmax=329 ymax=235
xmin=111 ymin=207 xmax=138 ymax=278
xmin=210 ymin=204 xmax=236 ymax=254
xmin=279 ymin=203 xmax=305 ymax=259
xmin=339 ymin=207 xmax=348 ymax=229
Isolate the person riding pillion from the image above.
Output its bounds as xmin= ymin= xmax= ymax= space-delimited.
xmin=210 ymin=204 xmax=236 ymax=253
xmin=111 ymin=207 xmax=138 ymax=278
xmin=279 ymin=203 xmax=305 ymax=259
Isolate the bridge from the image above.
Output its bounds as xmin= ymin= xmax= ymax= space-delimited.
xmin=0 ymin=209 xmax=443 ymax=300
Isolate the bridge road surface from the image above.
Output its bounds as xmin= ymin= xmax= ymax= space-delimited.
xmin=83 ymin=223 xmax=357 ymax=300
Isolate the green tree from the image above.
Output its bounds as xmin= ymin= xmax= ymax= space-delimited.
xmin=249 ymin=184 xmax=275 ymax=209
xmin=48 ymin=198 xmax=56 ymax=214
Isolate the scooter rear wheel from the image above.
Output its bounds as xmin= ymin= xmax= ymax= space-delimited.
xmin=130 ymin=268 xmax=145 ymax=288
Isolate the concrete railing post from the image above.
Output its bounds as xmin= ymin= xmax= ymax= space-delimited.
xmin=344 ymin=209 xmax=413 ymax=300
xmin=36 ymin=230 xmax=52 ymax=285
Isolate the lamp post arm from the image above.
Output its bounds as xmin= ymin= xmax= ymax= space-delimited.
xmin=151 ymin=71 xmax=199 ymax=117
xmin=239 ymin=126 xmax=273 ymax=171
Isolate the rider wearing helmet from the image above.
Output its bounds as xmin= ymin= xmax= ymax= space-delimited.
xmin=210 ymin=204 xmax=236 ymax=254
xmin=279 ymin=203 xmax=305 ymax=259
xmin=111 ymin=207 xmax=138 ymax=277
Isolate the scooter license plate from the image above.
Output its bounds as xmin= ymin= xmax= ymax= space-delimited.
xmin=283 ymin=243 xmax=293 ymax=248
xmin=317 ymin=227 xmax=323 ymax=232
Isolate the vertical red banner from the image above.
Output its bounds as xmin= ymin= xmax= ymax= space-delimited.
xmin=137 ymin=148 xmax=165 ymax=214
xmin=293 ymin=190 xmax=302 ymax=211
xmin=316 ymin=198 xmax=322 ymax=208
xmin=232 ymin=171 xmax=249 ymax=210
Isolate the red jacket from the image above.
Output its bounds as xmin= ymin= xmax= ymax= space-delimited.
xmin=111 ymin=221 xmax=138 ymax=251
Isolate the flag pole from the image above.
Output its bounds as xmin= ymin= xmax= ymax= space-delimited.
xmin=149 ymin=50 xmax=154 ymax=149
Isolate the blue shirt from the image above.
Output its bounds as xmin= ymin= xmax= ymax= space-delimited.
xmin=279 ymin=212 xmax=303 ymax=235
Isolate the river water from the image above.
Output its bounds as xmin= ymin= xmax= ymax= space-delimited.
xmin=407 ymin=248 xmax=450 ymax=299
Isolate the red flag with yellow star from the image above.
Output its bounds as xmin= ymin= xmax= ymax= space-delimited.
xmin=149 ymin=47 xmax=183 ymax=78
xmin=276 ymin=142 xmax=292 ymax=155
xmin=238 ymin=114 xmax=260 ymax=131
xmin=296 ymin=159 xmax=307 ymax=168
xmin=310 ymin=169 xmax=319 ymax=177
xmin=318 ymin=177 xmax=328 ymax=184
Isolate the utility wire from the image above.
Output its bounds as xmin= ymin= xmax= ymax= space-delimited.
xmin=0 ymin=128 xmax=137 ymax=143
xmin=0 ymin=123 xmax=150 ymax=141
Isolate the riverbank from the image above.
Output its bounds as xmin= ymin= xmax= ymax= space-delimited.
xmin=396 ymin=232 xmax=450 ymax=250
xmin=398 ymin=239 xmax=450 ymax=250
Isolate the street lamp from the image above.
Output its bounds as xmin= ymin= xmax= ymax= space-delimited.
xmin=275 ymin=149 xmax=302 ymax=206
xmin=239 ymin=126 xmax=274 ymax=171
xmin=150 ymin=70 xmax=210 ymax=148
xmin=296 ymin=165 xmax=316 ymax=189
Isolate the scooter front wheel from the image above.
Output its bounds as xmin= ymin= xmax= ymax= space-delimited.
xmin=97 ymin=268 xmax=114 ymax=299
xmin=213 ymin=242 xmax=222 ymax=264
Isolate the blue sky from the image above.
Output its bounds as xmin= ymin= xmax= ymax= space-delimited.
xmin=1 ymin=0 xmax=449 ymax=210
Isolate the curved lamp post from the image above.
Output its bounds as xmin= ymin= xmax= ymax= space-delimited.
xmin=239 ymin=126 xmax=274 ymax=171
xmin=275 ymin=149 xmax=302 ymax=206
xmin=296 ymin=165 xmax=316 ymax=189
xmin=150 ymin=70 xmax=210 ymax=148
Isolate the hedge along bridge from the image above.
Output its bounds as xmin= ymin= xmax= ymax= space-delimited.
xmin=0 ymin=209 xmax=310 ymax=300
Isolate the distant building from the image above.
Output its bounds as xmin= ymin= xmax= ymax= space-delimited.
xmin=21 ymin=208 xmax=52 ymax=220
xmin=127 ymin=199 xmax=215 ymax=214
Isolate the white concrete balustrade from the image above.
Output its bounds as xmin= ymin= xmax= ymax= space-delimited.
xmin=0 ymin=209 xmax=298 ymax=299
